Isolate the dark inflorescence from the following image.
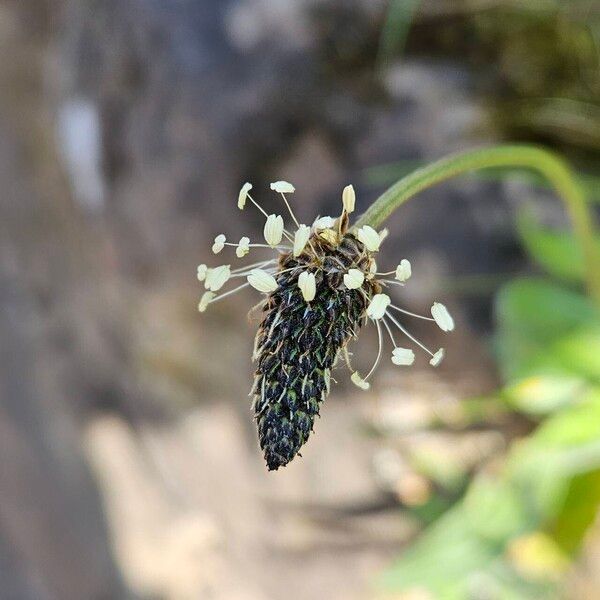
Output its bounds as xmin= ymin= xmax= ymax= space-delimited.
xmin=198 ymin=181 xmax=455 ymax=471
xmin=252 ymin=234 xmax=376 ymax=470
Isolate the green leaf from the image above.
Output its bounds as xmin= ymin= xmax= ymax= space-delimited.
xmin=528 ymin=388 xmax=600 ymax=448
xmin=464 ymin=476 xmax=528 ymax=543
xmin=377 ymin=506 xmax=497 ymax=595
xmin=509 ymin=389 xmax=600 ymax=520
xmin=503 ymin=374 xmax=587 ymax=415
xmin=550 ymin=469 xmax=600 ymax=554
xmin=495 ymin=278 xmax=598 ymax=378
xmin=377 ymin=0 xmax=421 ymax=68
xmin=517 ymin=212 xmax=586 ymax=283
xmin=551 ymin=327 xmax=600 ymax=383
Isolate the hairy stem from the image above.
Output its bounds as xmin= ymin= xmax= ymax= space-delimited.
xmin=355 ymin=145 xmax=600 ymax=305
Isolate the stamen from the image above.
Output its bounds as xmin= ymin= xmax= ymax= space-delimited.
xmin=230 ymin=259 xmax=276 ymax=274
xmin=357 ymin=225 xmax=381 ymax=252
xmin=246 ymin=243 xmax=290 ymax=249
xmin=298 ymin=271 xmax=316 ymax=302
xmin=342 ymin=347 xmax=353 ymax=371
xmin=270 ymin=181 xmax=295 ymax=194
xmin=386 ymin=312 xmax=436 ymax=358
xmin=364 ymin=320 xmax=384 ymax=381
xmin=279 ymin=193 xmax=300 ymax=228
xmin=247 ymin=269 xmax=278 ymax=293
xmin=238 ymin=182 xmax=252 ymax=209
xmin=314 ymin=216 xmax=336 ymax=229
xmin=246 ymin=193 xmax=270 ymax=219
xmin=395 ymin=259 xmax=412 ymax=282
xmin=380 ymin=279 xmax=406 ymax=287
xmin=367 ymin=294 xmax=391 ymax=320
xmin=342 ymin=185 xmax=355 ymax=214
xmin=212 ymin=234 xmax=226 ymax=254
xmin=230 ymin=264 xmax=292 ymax=278
xmin=381 ymin=317 xmax=398 ymax=347
xmin=389 ymin=304 xmax=436 ymax=322
xmin=209 ymin=282 xmax=251 ymax=304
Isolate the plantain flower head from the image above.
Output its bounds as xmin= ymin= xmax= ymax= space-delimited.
xmin=196 ymin=180 xmax=455 ymax=469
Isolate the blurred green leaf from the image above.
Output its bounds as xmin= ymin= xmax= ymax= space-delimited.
xmin=380 ymin=390 xmax=600 ymax=596
xmin=527 ymin=388 xmax=600 ymax=448
xmin=377 ymin=0 xmax=421 ymax=68
xmin=510 ymin=389 xmax=600 ymax=520
xmin=465 ymin=476 xmax=528 ymax=543
xmin=551 ymin=327 xmax=600 ymax=382
xmin=550 ymin=470 xmax=600 ymax=554
xmin=495 ymin=278 xmax=598 ymax=378
xmin=503 ymin=374 xmax=587 ymax=415
xmin=377 ymin=506 xmax=497 ymax=595
xmin=517 ymin=212 xmax=586 ymax=283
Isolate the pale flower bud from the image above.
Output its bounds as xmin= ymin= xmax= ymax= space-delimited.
xmin=293 ymin=225 xmax=311 ymax=257
xmin=198 ymin=291 xmax=215 ymax=312
xmin=351 ymin=372 xmax=370 ymax=390
xmin=197 ymin=264 xmax=208 ymax=282
xmin=270 ymin=181 xmax=295 ymax=194
xmin=431 ymin=302 xmax=454 ymax=332
xmin=391 ymin=347 xmax=415 ymax=366
xmin=395 ymin=259 xmax=412 ymax=282
xmin=314 ymin=216 xmax=335 ymax=230
xmin=263 ymin=214 xmax=284 ymax=247
xmin=342 ymin=185 xmax=355 ymax=213
xmin=366 ymin=293 xmax=391 ymax=320
xmin=212 ymin=234 xmax=226 ymax=254
xmin=343 ymin=268 xmax=365 ymax=290
xmin=357 ymin=225 xmax=381 ymax=252
xmin=238 ymin=182 xmax=252 ymax=209
xmin=236 ymin=236 xmax=250 ymax=258
xmin=247 ymin=269 xmax=278 ymax=293
xmin=429 ymin=348 xmax=445 ymax=367
xmin=298 ymin=271 xmax=316 ymax=302
xmin=205 ymin=265 xmax=231 ymax=291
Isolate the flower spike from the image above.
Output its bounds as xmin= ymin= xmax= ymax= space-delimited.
xmin=196 ymin=181 xmax=455 ymax=470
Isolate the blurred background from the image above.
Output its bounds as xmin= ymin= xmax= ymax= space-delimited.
xmin=1 ymin=1 xmax=599 ymax=598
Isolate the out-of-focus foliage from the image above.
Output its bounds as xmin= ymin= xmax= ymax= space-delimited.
xmin=377 ymin=0 xmax=421 ymax=68
xmin=404 ymin=0 xmax=600 ymax=154
xmin=377 ymin=186 xmax=600 ymax=596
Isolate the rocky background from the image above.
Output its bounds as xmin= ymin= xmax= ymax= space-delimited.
xmin=1 ymin=1 xmax=598 ymax=599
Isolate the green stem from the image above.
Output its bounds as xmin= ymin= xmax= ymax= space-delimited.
xmin=355 ymin=145 xmax=600 ymax=306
